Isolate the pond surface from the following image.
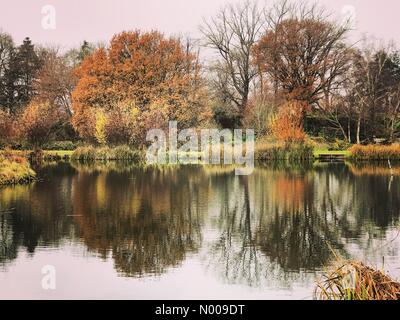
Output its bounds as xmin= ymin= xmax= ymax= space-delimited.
xmin=1 ymin=161 xmax=400 ymax=299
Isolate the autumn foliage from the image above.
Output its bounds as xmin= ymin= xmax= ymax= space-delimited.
xmin=270 ymin=100 xmax=307 ymax=144
xmin=20 ymin=102 xmax=58 ymax=148
xmin=71 ymin=30 xmax=206 ymax=145
xmin=253 ymin=18 xmax=349 ymax=105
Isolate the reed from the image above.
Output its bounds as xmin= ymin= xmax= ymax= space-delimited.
xmin=349 ymin=144 xmax=400 ymax=161
xmin=71 ymin=145 xmax=144 ymax=162
xmin=315 ymin=259 xmax=400 ymax=300
xmin=255 ymin=142 xmax=314 ymax=161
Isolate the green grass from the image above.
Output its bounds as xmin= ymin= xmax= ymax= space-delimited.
xmin=313 ymin=149 xmax=350 ymax=157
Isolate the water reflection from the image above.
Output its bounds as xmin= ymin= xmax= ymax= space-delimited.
xmin=1 ymin=161 xmax=400 ymax=295
xmin=70 ymin=164 xmax=205 ymax=276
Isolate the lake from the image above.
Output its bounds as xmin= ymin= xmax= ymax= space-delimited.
xmin=1 ymin=161 xmax=399 ymax=299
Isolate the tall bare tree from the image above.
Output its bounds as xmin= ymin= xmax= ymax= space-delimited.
xmin=34 ymin=48 xmax=76 ymax=117
xmin=350 ymin=44 xmax=395 ymax=143
xmin=200 ymin=0 xmax=265 ymax=125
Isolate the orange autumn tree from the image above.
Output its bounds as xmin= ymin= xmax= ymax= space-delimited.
xmin=270 ymin=100 xmax=307 ymax=144
xmin=253 ymin=18 xmax=349 ymax=106
xmin=71 ymin=30 xmax=206 ymax=145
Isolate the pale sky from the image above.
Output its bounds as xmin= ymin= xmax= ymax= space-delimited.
xmin=0 ymin=0 xmax=399 ymax=50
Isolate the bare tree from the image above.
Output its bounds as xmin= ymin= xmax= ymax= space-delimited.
xmin=350 ymin=43 xmax=394 ymax=144
xmin=34 ymin=47 xmax=76 ymax=117
xmin=200 ymin=0 xmax=265 ymax=125
xmin=385 ymin=83 xmax=400 ymax=141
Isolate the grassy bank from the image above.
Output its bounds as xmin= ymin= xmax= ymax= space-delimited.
xmin=7 ymin=143 xmax=400 ymax=164
xmin=71 ymin=145 xmax=144 ymax=162
xmin=313 ymin=149 xmax=350 ymax=158
xmin=0 ymin=153 xmax=36 ymax=185
xmin=349 ymin=144 xmax=400 ymax=161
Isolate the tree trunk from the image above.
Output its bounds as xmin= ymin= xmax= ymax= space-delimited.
xmin=347 ymin=118 xmax=351 ymax=144
xmin=390 ymin=119 xmax=395 ymax=143
xmin=338 ymin=123 xmax=348 ymax=143
xmin=356 ymin=116 xmax=361 ymax=144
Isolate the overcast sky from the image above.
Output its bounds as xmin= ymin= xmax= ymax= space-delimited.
xmin=0 ymin=0 xmax=399 ymax=50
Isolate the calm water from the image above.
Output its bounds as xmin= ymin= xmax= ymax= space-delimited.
xmin=1 ymin=161 xmax=400 ymax=299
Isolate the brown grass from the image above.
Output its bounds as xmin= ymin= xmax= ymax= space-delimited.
xmin=315 ymin=260 xmax=400 ymax=300
xmin=349 ymin=144 xmax=400 ymax=160
xmin=0 ymin=150 xmax=36 ymax=185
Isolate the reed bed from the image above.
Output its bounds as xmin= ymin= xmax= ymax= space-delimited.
xmin=349 ymin=144 xmax=400 ymax=161
xmin=315 ymin=260 xmax=400 ymax=300
xmin=255 ymin=142 xmax=314 ymax=161
xmin=71 ymin=145 xmax=144 ymax=162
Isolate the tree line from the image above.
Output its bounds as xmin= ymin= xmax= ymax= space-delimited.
xmin=1 ymin=0 xmax=400 ymax=150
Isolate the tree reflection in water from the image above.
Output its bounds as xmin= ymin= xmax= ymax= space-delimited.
xmin=1 ymin=162 xmax=400 ymax=288
xmin=205 ymin=174 xmax=264 ymax=287
xmin=70 ymin=164 xmax=205 ymax=276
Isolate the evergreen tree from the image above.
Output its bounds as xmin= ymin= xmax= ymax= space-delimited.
xmin=7 ymin=37 xmax=42 ymax=112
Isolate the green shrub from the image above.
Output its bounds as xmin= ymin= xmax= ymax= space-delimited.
xmin=43 ymin=141 xmax=80 ymax=151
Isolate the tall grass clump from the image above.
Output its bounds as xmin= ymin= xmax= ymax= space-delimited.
xmin=255 ymin=142 xmax=314 ymax=161
xmin=315 ymin=260 xmax=400 ymax=300
xmin=71 ymin=146 xmax=97 ymax=161
xmin=0 ymin=152 xmax=36 ymax=185
xmin=349 ymin=144 xmax=400 ymax=161
xmin=71 ymin=145 xmax=143 ymax=162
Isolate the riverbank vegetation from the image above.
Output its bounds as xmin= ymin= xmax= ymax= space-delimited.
xmin=349 ymin=144 xmax=400 ymax=160
xmin=71 ymin=145 xmax=144 ymax=162
xmin=0 ymin=152 xmax=36 ymax=185
xmin=255 ymin=142 xmax=314 ymax=161
xmin=1 ymin=0 xmax=400 ymax=158
xmin=315 ymin=260 xmax=400 ymax=300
